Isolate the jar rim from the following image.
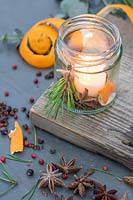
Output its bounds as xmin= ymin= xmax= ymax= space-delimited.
xmin=58 ymin=14 xmax=121 ymax=63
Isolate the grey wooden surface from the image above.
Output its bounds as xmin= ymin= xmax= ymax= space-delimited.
xmin=0 ymin=1 xmax=132 ymax=200
xmin=30 ymin=16 xmax=133 ymax=170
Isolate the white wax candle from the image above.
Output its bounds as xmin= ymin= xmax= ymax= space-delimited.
xmin=74 ymin=70 xmax=106 ymax=97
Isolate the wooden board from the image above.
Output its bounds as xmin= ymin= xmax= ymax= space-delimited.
xmin=30 ymin=16 xmax=133 ymax=170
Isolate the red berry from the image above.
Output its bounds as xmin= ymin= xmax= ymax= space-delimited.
xmin=4 ymin=91 xmax=9 ymax=97
xmin=39 ymin=159 xmax=44 ymax=165
xmin=12 ymin=64 xmax=17 ymax=70
xmin=62 ymin=173 xmax=68 ymax=179
xmin=31 ymin=153 xmax=37 ymax=159
xmin=0 ymin=123 xmax=4 ymax=128
xmin=0 ymin=157 xmax=6 ymax=163
xmin=24 ymin=141 xmax=29 ymax=147
xmin=34 ymin=78 xmax=39 ymax=84
xmin=27 ymin=128 xmax=32 ymax=134
xmin=27 ymin=163 xmax=31 ymax=167
xmin=29 ymin=97 xmax=35 ymax=103
xmin=14 ymin=114 xmax=18 ymax=119
xmin=103 ymin=165 xmax=109 ymax=171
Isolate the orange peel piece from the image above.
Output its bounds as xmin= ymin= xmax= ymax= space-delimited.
xmin=98 ymin=79 xmax=115 ymax=105
xmin=8 ymin=121 xmax=24 ymax=154
xmin=19 ymin=18 xmax=65 ymax=68
xmin=67 ymin=30 xmax=83 ymax=51
xmin=97 ymin=4 xmax=133 ymax=23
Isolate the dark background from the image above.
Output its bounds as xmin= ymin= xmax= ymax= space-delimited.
xmin=0 ymin=0 xmax=132 ymax=199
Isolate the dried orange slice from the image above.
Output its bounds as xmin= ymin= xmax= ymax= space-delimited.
xmin=97 ymin=4 xmax=133 ymax=23
xmin=98 ymin=79 xmax=115 ymax=105
xmin=8 ymin=121 xmax=24 ymax=154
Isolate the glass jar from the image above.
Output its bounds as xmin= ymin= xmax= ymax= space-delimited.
xmin=54 ymin=14 xmax=122 ymax=114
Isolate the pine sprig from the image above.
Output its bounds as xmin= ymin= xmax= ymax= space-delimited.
xmin=0 ymin=161 xmax=17 ymax=197
xmin=20 ymin=179 xmax=39 ymax=200
xmin=6 ymin=154 xmax=32 ymax=163
xmin=44 ymin=70 xmax=79 ymax=119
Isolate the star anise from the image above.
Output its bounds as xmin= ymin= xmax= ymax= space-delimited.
xmin=52 ymin=156 xmax=82 ymax=174
xmin=68 ymin=174 xmax=94 ymax=197
xmin=92 ymin=181 xmax=118 ymax=200
xmin=54 ymin=192 xmax=73 ymax=200
xmin=38 ymin=163 xmax=65 ymax=193
xmin=120 ymin=192 xmax=128 ymax=200
xmin=123 ymin=174 xmax=133 ymax=186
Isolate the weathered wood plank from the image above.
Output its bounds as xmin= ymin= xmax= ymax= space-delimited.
xmin=30 ymin=16 xmax=133 ymax=170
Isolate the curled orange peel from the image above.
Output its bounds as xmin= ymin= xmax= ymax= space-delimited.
xmin=19 ymin=18 xmax=65 ymax=68
xmin=97 ymin=4 xmax=133 ymax=23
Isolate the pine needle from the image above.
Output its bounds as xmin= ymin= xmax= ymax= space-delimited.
xmin=6 ymin=154 xmax=32 ymax=163
xmin=44 ymin=71 xmax=80 ymax=119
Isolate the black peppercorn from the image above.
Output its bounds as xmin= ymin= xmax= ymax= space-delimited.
xmin=26 ymin=169 xmax=34 ymax=176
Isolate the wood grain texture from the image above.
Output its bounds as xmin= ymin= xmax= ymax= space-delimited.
xmin=30 ymin=16 xmax=133 ymax=170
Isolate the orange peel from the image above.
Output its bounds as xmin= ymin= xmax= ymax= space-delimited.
xmin=98 ymin=79 xmax=115 ymax=105
xmin=8 ymin=121 xmax=24 ymax=154
xmin=19 ymin=18 xmax=65 ymax=68
xmin=97 ymin=4 xmax=133 ymax=23
xmin=67 ymin=30 xmax=83 ymax=51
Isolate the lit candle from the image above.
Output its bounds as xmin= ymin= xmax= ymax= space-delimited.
xmin=70 ymin=29 xmax=108 ymax=97
xmin=74 ymin=69 xmax=106 ymax=97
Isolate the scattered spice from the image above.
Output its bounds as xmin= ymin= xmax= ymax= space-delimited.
xmin=29 ymin=97 xmax=35 ymax=103
xmin=26 ymin=169 xmax=34 ymax=176
xmin=13 ymin=114 xmax=18 ymax=119
xmin=39 ymin=159 xmax=45 ymax=165
xmin=21 ymin=107 xmax=27 ymax=112
xmin=22 ymin=124 xmax=28 ymax=130
xmin=103 ymin=165 xmax=109 ymax=171
xmin=24 ymin=140 xmax=30 ymax=147
xmin=123 ymin=174 xmax=133 ymax=186
xmin=12 ymin=108 xmax=18 ymax=113
xmin=54 ymin=193 xmax=74 ymax=200
xmin=93 ymin=182 xmax=118 ymax=200
xmin=26 ymin=111 xmax=30 ymax=118
xmin=27 ymin=128 xmax=32 ymax=134
xmin=50 ymin=148 xmax=56 ymax=154
xmin=84 ymin=168 xmax=95 ymax=177
xmin=4 ymin=91 xmax=9 ymax=97
xmin=33 ymin=78 xmax=39 ymax=84
xmin=0 ymin=128 xmax=8 ymax=135
xmin=42 ymin=189 xmax=48 ymax=197
xmin=0 ymin=157 xmax=6 ymax=163
xmin=62 ymin=173 xmax=68 ymax=179
xmin=12 ymin=64 xmax=17 ymax=70
xmin=68 ymin=174 xmax=94 ymax=197
xmin=120 ymin=192 xmax=128 ymax=200
xmin=31 ymin=153 xmax=37 ymax=159
xmin=37 ymin=138 xmax=44 ymax=144
xmin=10 ymin=111 xmax=15 ymax=116
xmin=52 ymin=156 xmax=82 ymax=174
xmin=38 ymin=164 xmax=65 ymax=193
xmin=36 ymin=71 xmax=42 ymax=77
xmin=23 ymin=136 xmax=28 ymax=141
xmin=45 ymin=71 xmax=54 ymax=79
